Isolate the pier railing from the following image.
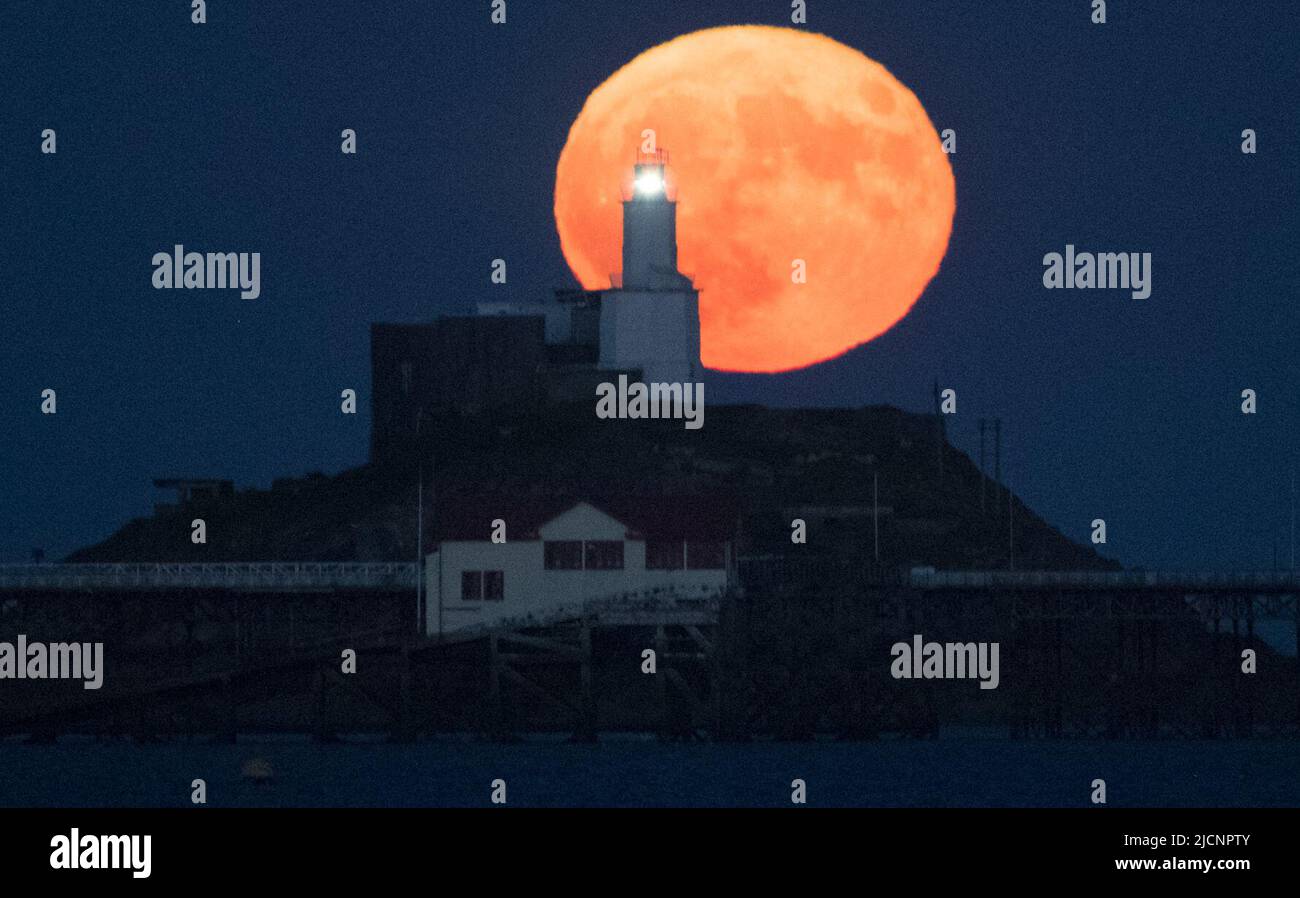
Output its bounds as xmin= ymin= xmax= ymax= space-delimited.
xmin=4 ymin=560 xmax=1297 ymax=597
xmin=910 ymin=570 xmax=1300 ymax=590
xmin=0 ymin=562 xmax=419 ymax=591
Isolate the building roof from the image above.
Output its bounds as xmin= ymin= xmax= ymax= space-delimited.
xmin=431 ymin=493 xmax=738 ymax=542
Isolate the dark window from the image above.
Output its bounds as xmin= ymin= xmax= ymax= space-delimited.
xmin=483 ymin=570 xmax=504 ymax=601
xmin=584 ymin=540 xmax=625 ymax=570
xmin=544 ymin=541 xmax=583 ymax=570
xmin=686 ymin=541 xmax=726 ymax=570
xmin=461 ymin=570 xmax=483 ymax=600
xmin=646 ymin=540 xmax=684 ymax=570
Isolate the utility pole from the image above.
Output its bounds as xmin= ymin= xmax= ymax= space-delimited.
xmin=978 ymin=419 xmax=987 ymax=514
xmin=990 ymin=418 xmax=1002 ymax=518
xmin=434 ymin=448 xmax=443 ymax=641
xmin=414 ymin=414 xmax=432 ymax=639
xmin=1291 ymin=470 xmax=1296 ymax=570
xmin=416 ymin=464 xmax=423 ymax=638
xmin=873 ymin=470 xmax=880 ymax=563
xmin=1008 ymin=473 xmax=1015 ymax=571
xmin=932 ymin=380 xmax=947 ymax=482
xmin=993 ymin=419 xmax=1002 ymax=491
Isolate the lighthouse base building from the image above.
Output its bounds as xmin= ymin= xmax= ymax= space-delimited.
xmin=370 ymin=149 xmax=701 ymax=460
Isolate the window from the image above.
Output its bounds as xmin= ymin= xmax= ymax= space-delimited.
xmin=544 ymin=540 xmax=625 ymax=570
xmin=400 ymin=361 xmax=413 ymax=395
xmin=544 ymin=541 xmax=583 ymax=570
xmin=584 ymin=540 xmax=624 ymax=570
xmin=646 ymin=539 xmax=684 ymax=570
xmin=462 ymin=570 xmax=504 ymax=601
xmin=461 ymin=570 xmax=482 ymax=600
xmin=686 ymin=541 xmax=726 ymax=570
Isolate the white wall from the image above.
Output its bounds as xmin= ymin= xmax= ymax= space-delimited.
xmin=598 ymin=289 xmax=701 ymax=384
xmin=424 ymin=502 xmax=728 ymax=635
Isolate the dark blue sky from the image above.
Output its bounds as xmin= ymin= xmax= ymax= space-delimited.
xmin=2 ymin=1 xmax=1296 ymax=569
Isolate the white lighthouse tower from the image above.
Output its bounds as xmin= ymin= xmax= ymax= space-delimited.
xmin=598 ymin=149 xmax=701 ymax=383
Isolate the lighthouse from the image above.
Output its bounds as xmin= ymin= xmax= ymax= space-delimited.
xmin=599 ymin=149 xmax=701 ymax=383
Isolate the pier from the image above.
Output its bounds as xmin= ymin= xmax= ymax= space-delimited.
xmin=1 ymin=562 xmax=1295 ymax=740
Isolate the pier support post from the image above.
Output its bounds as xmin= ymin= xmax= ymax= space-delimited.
xmin=391 ymin=641 xmax=416 ymax=743
xmin=216 ymin=674 xmax=236 ymax=744
xmin=1231 ymin=604 xmax=1242 ymax=737
xmin=1210 ymin=610 xmax=1222 ymax=738
xmin=312 ymin=668 xmax=335 ymax=744
xmin=655 ymin=625 xmax=670 ymax=740
xmin=1294 ymin=593 xmax=1299 ymax=731
xmin=1245 ymin=596 xmax=1255 ymax=737
xmin=488 ymin=633 xmax=512 ymax=741
xmin=574 ymin=622 xmax=597 ymax=742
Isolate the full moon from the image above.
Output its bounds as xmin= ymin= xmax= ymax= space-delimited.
xmin=554 ymin=26 xmax=955 ymax=373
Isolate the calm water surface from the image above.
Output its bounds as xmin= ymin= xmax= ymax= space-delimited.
xmin=1 ymin=737 xmax=1295 ymax=807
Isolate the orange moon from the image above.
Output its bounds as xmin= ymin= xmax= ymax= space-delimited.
xmin=554 ymin=25 xmax=955 ymax=373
